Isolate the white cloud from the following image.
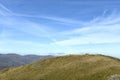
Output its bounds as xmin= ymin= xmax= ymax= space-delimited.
xmin=53 ymin=34 xmax=120 ymax=46
xmin=52 ymin=12 xmax=120 ymax=46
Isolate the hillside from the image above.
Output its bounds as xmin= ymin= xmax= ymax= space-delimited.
xmin=0 ymin=53 xmax=53 ymax=69
xmin=0 ymin=54 xmax=120 ymax=80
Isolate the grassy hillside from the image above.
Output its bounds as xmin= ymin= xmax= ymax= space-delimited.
xmin=0 ymin=54 xmax=120 ymax=80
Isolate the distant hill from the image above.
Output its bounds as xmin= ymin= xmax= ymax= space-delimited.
xmin=0 ymin=53 xmax=53 ymax=69
xmin=0 ymin=54 xmax=120 ymax=80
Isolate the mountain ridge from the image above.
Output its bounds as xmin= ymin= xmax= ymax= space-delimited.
xmin=0 ymin=53 xmax=53 ymax=69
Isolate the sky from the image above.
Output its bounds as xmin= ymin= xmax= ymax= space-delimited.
xmin=0 ymin=0 xmax=120 ymax=57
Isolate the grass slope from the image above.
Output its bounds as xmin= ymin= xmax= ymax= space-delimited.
xmin=0 ymin=54 xmax=120 ymax=80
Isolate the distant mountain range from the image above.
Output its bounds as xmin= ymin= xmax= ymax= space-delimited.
xmin=0 ymin=53 xmax=53 ymax=69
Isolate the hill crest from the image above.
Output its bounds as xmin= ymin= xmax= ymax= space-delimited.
xmin=0 ymin=54 xmax=120 ymax=80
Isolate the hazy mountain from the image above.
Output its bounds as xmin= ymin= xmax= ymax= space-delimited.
xmin=0 ymin=54 xmax=120 ymax=80
xmin=0 ymin=53 xmax=53 ymax=69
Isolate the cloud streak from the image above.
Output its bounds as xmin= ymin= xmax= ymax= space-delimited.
xmin=0 ymin=17 xmax=52 ymax=38
xmin=52 ymin=12 xmax=120 ymax=46
xmin=0 ymin=3 xmax=53 ymax=38
xmin=0 ymin=2 xmax=83 ymax=39
xmin=0 ymin=3 xmax=13 ymax=16
xmin=11 ymin=13 xmax=84 ymax=25
xmin=0 ymin=2 xmax=84 ymax=25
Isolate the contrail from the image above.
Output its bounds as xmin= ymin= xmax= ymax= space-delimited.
xmin=0 ymin=2 xmax=13 ymax=15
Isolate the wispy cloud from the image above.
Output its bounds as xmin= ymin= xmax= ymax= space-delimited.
xmin=0 ymin=17 xmax=52 ymax=38
xmin=0 ymin=3 xmax=13 ymax=16
xmin=0 ymin=2 xmax=84 ymax=25
xmin=0 ymin=3 xmax=53 ymax=38
xmin=0 ymin=2 xmax=83 ymax=39
xmin=11 ymin=13 xmax=84 ymax=25
xmin=52 ymin=12 xmax=120 ymax=46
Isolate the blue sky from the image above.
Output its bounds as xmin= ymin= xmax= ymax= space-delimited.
xmin=0 ymin=0 xmax=120 ymax=57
